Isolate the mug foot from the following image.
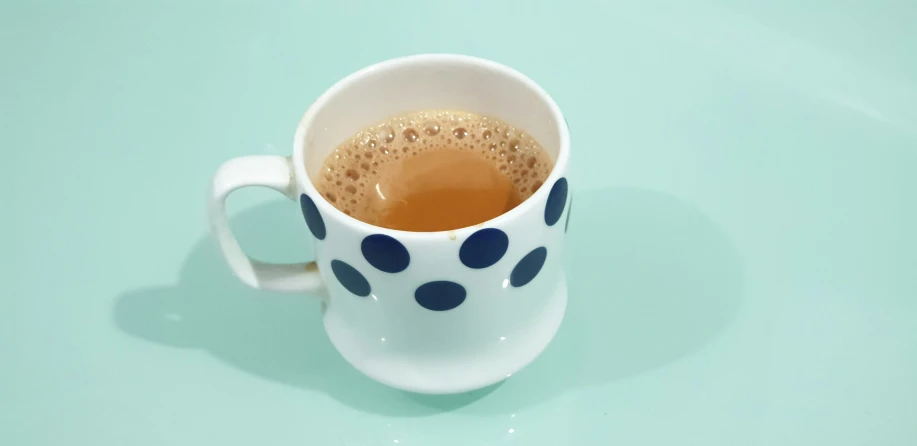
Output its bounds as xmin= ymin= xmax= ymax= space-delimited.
xmin=323 ymin=273 xmax=568 ymax=394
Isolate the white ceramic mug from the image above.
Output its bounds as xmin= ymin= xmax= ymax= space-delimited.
xmin=208 ymin=54 xmax=571 ymax=394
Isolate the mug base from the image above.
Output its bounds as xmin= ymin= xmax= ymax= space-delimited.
xmin=323 ymin=273 xmax=568 ymax=394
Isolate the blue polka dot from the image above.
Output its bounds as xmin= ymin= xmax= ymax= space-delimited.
xmin=330 ymin=260 xmax=370 ymax=297
xmin=460 ymin=228 xmax=509 ymax=269
xmin=565 ymin=196 xmax=573 ymax=233
xmin=300 ymin=194 xmax=326 ymax=240
xmin=510 ymin=247 xmax=547 ymax=287
xmin=544 ymin=178 xmax=568 ymax=226
xmin=361 ymin=234 xmax=410 ymax=273
xmin=415 ymin=281 xmax=466 ymax=311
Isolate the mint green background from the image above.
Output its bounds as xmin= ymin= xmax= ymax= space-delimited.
xmin=2 ymin=1 xmax=916 ymax=444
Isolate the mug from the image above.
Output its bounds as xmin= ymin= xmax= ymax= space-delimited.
xmin=208 ymin=54 xmax=571 ymax=394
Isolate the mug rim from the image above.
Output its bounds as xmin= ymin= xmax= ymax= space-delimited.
xmin=292 ymin=53 xmax=570 ymax=240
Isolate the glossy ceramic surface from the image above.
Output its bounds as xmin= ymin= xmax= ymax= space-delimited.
xmin=2 ymin=1 xmax=915 ymax=445
xmin=208 ymin=55 xmax=572 ymax=393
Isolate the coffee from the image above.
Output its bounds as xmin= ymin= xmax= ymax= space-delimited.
xmin=314 ymin=110 xmax=554 ymax=232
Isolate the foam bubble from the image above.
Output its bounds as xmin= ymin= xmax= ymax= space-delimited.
xmin=313 ymin=109 xmax=555 ymax=220
xmin=423 ymin=120 xmax=440 ymax=135
xmin=378 ymin=126 xmax=395 ymax=143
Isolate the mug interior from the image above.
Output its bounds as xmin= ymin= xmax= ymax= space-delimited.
xmin=293 ymin=54 xmax=569 ymax=230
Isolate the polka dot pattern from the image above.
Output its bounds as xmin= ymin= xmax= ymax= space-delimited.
xmin=544 ymin=178 xmax=568 ymax=226
xmin=415 ymin=281 xmax=467 ymax=311
xmin=300 ymin=194 xmax=326 ymax=240
xmin=311 ymin=174 xmax=568 ymax=306
xmin=330 ymin=260 xmax=370 ymax=297
xmin=510 ymin=247 xmax=547 ymax=288
xmin=362 ymin=234 xmax=410 ymax=273
xmin=459 ymin=228 xmax=509 ymax=269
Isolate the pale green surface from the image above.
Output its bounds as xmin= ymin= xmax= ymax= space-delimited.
xmin=2 ymin=0 xmax=916 ymax=444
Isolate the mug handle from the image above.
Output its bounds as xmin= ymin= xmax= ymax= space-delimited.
xmin=208 ymin=155 xmax=325 ymax=293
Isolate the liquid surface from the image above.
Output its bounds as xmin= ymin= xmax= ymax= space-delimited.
xmin=313 ymin=109 xmax=554 ymax=231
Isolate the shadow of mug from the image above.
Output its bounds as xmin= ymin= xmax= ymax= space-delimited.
xmin=112 ymin=187 xmax=743 ymax=417
xmin=112 ymin=200 xmax=465 ymax=417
